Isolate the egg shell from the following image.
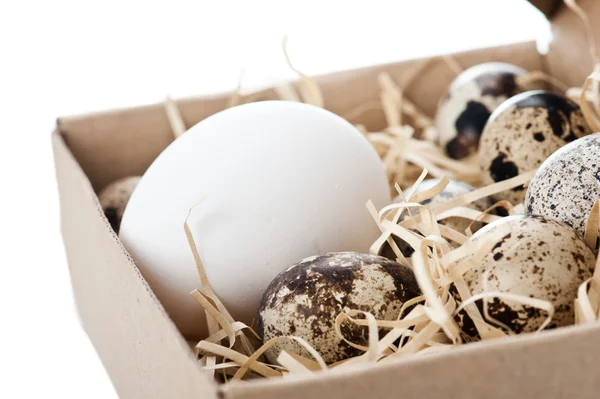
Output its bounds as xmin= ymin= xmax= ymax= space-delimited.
xmin=455 ymin=215 xmax=595 ymax=340
xmin=379 ymin=179 xmax=492 ymax=260
xmin=97 ymin=176 xmax=141 ymax=233
xmin=119 ymin=101 xmax=391 ymax=338
xmin=436 ymin=62 xmax=527 ymax=160
xmin=258 ymin=252 xmax=421 ymax=364
xmin=479 ymin=91 xmax=591 ymax=204
xmin=526 ymin=133 xmax=600 ymax=252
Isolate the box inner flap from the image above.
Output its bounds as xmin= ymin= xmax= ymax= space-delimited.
xmin=57 ymin=41 xmax=541 ymax=192
xmin=545 ymin=0 xmax=600 ymax=87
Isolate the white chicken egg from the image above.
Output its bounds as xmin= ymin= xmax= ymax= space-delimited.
xmin=119 ymin=101 xmax=391 ymax=338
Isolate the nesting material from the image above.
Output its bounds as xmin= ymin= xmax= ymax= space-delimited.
xmin=379 ymin=178 xmax=493 ymax=260
xmin=164 ymin=96 xmax=187 ymax=138
xmin=398 ymin=178 xmax=493 ymax=235
xmin=365 ymin=170 xmax=548 ymax=348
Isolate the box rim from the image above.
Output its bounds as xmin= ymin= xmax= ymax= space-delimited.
xmin=220 ymin=320 xmax=600 ymax=394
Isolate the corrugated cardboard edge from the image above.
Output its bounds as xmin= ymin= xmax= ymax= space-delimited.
xmin=222 ymin=322 xmax=600 ymax=399
xmin=52 ymin=131 xmax=218 ymax=399
xmin=57 ymin=41 xmax=542 ymax=193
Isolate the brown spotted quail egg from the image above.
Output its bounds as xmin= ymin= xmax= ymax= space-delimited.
xmin=257 ymin=252 xmax=421 ymax=364
xmin=379 ymin=179 xmax=492 ymax=260
xmin=98 ymin=176 xmax=141 ymax=233
xmin=436 ymin=62 xmax=527 ymax=161
xmin=455 ymin=215 xmax=595 ymax=340
xmin=478 ymin=91 xmax=591 ymax=205
xmin=526 ymin=133 xmax=600 ymax=253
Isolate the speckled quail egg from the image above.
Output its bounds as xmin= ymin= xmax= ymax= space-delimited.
xmin=258 ymin=252 xmax=421 ymax=364
xmin=526 ymin=132 xmax=600 ymax=252
xmin=478 ymin=91 xmax=591 ymax=205
xmin=455 ymin=215 xmax=595 ymax=340
xmin=379 ymin=179 xmax=493 ymax=260
xmin=436 ymin=62 xmax=527 ymax=161
xmin=98 ymin=176 xmax=141 ymax=233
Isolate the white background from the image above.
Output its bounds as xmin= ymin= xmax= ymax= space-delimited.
xmin=0 ymin=1 xmax=549 ymax=397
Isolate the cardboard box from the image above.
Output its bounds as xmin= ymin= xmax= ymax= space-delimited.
xmin=53 ymin=1 xmax=600 ymax=397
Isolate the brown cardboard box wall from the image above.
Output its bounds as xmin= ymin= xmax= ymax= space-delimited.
xmin=53 ymin=1 xmax=600 ymax=397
